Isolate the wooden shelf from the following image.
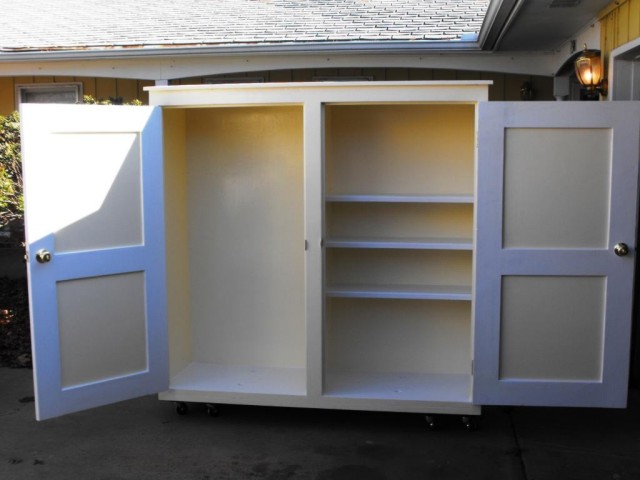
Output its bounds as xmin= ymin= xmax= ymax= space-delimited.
xmin=324 ymin=372 xmax=472 ymax=403
xmin=326 ymin=284 xmax=472 ymax=301
xmin=169 ymin=363 xmax=307 ymax=396
xmin=325 ymin=236 xmax=472 ymax=250
xmin=325 ymin=194 xmax=474 ymax=204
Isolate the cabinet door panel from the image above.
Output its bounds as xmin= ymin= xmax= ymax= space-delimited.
xmin=22 ymin=104 xmax=167 ymax=420
xmin=474 ymin=102 xmax=640 ymax=407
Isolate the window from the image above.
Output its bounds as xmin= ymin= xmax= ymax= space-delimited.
xmin=16 ymin=83 xmax=83 ymax=107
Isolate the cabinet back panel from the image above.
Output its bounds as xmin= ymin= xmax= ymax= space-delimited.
xmin=325 ymin=104 xmax=474 ymax=196
xmin=327 ymin=249 xmax=472 ymax=287
xmin=185 ymin=107 xmax=306 ymax=369
xmin=325 ymin=298 xmax=471 ymax=375
xmin=326 ymin=202 xmax=473 ymax=239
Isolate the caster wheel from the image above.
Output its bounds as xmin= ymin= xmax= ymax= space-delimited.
xmin=175 ymin=402 xmax=188 ymax=415
xmin=206 ymin=403 xmax=220 ymax=417
xmin=461 ymin=416 xmax=477 ymax=431
xmin=424 ymin=415 xmax=437 ymax=430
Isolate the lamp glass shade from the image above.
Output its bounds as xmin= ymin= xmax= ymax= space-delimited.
xmin=575 ymin=50 xmax=603 ymax=88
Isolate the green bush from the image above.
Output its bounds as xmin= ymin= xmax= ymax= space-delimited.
xmin=0 ymin=111 xmax=22 ymax=230
xmin=82 ymin=94 xmax=142 ymax=106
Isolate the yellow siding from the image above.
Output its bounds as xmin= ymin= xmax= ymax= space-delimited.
xmin=408 ymin=68 xmax=434 ymax=80
xmin=619 ymin=1 xmax=630 ymax=45
xmin=631 ymin=0 xmax=640 ymax=39
xmin=196 ymin=68 xmax=552 ymax=101
xmin=0 ymin=69 xmax=555 ymax=116
xmin=76 ymin=77 xmax=97 ymax=98
xmin=0 ymin=77 xmax=14 ymax=114
xmin=34 ymin=76 xmax=54 ymax=84
xmin=95 ymin=77 xmax=116 ymax=100
xmin=0 ymin=76 xmax=156 ymax=116
xmin=362 ymin=67 xmax=386 ymax=80
xmin=600 ymin=0 xmax=640 ymax=68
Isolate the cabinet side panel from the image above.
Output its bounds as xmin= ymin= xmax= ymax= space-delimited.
xmin=164 ymin=109 xmax=193 ymax=376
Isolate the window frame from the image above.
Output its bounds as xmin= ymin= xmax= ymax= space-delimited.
xmin=15 ymin=82 xmax=83 ymax=108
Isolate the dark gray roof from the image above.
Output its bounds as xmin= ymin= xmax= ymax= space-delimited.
xmin=0 ymin=0 xmax=490 ymax=52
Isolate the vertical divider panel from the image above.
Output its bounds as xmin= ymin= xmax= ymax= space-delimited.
xmin=304 ymin=101 xmax=325 ymax=398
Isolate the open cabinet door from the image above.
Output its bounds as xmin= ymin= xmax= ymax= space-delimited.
xmin=474 ymin=102 xmax=640 ymax=408
xmin=21 ymin=104 xmax=168 ymax=420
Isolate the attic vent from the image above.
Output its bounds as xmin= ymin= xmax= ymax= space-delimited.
xmin=549 ymin=0 xmax=581 ymax=7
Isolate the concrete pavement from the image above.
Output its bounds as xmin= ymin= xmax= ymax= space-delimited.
xmin=1 ymin=367 xmax=639 ymax=480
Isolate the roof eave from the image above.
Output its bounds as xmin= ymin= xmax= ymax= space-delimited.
xmin=0 ymin=39 xmax=485 ymax=62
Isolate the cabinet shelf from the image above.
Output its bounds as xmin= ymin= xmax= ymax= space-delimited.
xmin=325 ymin=194 xmax=474 ymax=204
xmin=325 ymin=236 xmax=472 ymax=250
xmin=324 ymin=372 xmax=472 ymax=403
xmin=326 ymin=284 xmax=472 ymax=301
xmin=168 ymin=363 xmax=307 ymax=397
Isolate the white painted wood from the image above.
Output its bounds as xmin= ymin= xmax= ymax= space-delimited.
xmin=327 ymin=249 xmax=472 ymax=288
xmin=24 ymin=83 xmax=499 ymax=419
xmin=503 ymin=128 xmax=611 ymax=249
xmin=325 ymin=104 xmax=475 ymax=197
xmin=324 ymin=372 xmax=472 ymax=403
xmin=57 ymin=272 xmax=148 ymax=388
xmin=326 ymin=202 xmax=473 ymax=248
xmin=325 ymin=298 xmax=471 ymax=375
xmin=499 ymin=276 xmax=606 ymax=382
xmin=149 ymin=81 xmax=490 ymax=106
xmin=167 ymin=363 xmax=307 ymax=396
xmin=304 ymin=101 xmax=324 ymax=398
xmin=609 ymin=37 xmax=640 ymax=101
xmin=325 ymin=237 xmax=473 ymax=250
xmin=326 ymin=284 xmax=472 ymax=301
xmin=22 ymin=104 xmax=167 ymax=420
xmin=0 ymin=47 xmax=558 ymax=80
xmin=474 ymin=102 xmax=640 ymax=408
xmin=162 ymin=109 xmax=193 ymax=378
xmin=49 ymin=133 xmax=143 ymax=253
xmin=159 ymin=366 xmax=479 ymax=415
xmin=321 ymin=91 xmax=478 ymax=408
xmin=324 ymin=194 xmax=474 ymax=203
xmin=185 ymin=107 xmax=306 ymax=370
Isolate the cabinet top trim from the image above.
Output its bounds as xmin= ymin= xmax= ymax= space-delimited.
xmin=148 ymin=80 xmax=490 ymax=106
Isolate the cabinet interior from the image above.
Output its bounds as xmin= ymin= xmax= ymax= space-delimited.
xmin=164 ymin=106 xmax=307 ymax=396
xmin=323 ymin=103 xmax=475 ymax=402
xmin=163 ymin=99 xmax=476 ymax=406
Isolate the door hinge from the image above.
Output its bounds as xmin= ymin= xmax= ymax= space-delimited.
xmin=305 ymin=240 xmax=309 ymax=251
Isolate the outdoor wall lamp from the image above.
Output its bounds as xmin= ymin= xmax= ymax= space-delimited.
xmin=575 ymin=45 xmax=608 ymax=96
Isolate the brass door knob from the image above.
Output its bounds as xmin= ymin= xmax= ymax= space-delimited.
xmin=35 ymin=249 xmax=52 ymax=264
xmin=614 ymin=243 xmax=629 ymax=257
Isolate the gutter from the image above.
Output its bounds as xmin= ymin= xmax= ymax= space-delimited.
xmin=0 ymin=38 xmax=484 ymax=63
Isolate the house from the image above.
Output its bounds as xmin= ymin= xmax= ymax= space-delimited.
xmin=0 ymin=0 xmax=637 ymax=114
xmin=5 ymin=0 xmax=640 ymax=418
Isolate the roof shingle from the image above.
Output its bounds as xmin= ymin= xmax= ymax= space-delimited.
xmin=0 ymin=0 xmax=490 ymax=52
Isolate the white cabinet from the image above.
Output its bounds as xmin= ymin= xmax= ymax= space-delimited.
xmin=21 ymin=82 xmax=640 ymax=420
